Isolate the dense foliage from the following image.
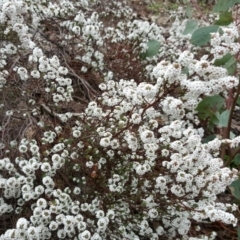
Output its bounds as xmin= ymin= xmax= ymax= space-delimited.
xmin=0 ymin=0 xmax=240 ymax=239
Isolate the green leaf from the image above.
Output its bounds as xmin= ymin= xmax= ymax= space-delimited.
xmin=202 ymin=135 xmax=216 ymax=143
xmin=233 ymin=154 xmax=240 ymax=166
xmin=214 ymin=53 xmax=232 ymax=66
xmin=229 ymin=178 xmax=240 ymax=200
xmin=214 ymin=53 xmax=237 ymax=75
xmin=216 ymin=110 xmax=230 ymax=127
xmin=183 ymin=20 xmax=198 ymax=35
xmin=196 ymin=95 xmax=225 ymax=122
xmin=196 ymin=95 xmax=225 ymax=113
xmin=230 ymin=131 xmax=236 ymax=139
xmin=224 ymin=56 xmax=237 ymax=75
xmin=213 ymin=0 xmax=240 ymax=12
xmin=237 ymin=96 xmax=240 ymax=106
xmin=185 ymin=4 xmax=193 ymax=18
xmin=191 ymin=25 xmax=219 ymax=46
xmin=238 ymin=226 xmax=240 ymax=240
xmin=140 ymin=39 xmax=160 ymax=60
xmin=214 ymin=11 xmax=233 ymax=26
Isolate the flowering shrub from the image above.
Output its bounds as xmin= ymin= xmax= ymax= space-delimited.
xmin=0 ymin=0 xmax=239 ymax=239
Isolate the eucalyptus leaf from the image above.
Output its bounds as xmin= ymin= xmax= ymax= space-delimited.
xmin=183 ymin=20 xmax=198 ymax=35
xmin=229 ymin=178 xmax=240 ymax=200
xmin=214 ymin=11 xmax=233 ymax=26
xmin=224 ymin=56 xmax=237 ymax=75
xmin=140 ymin=39 xmax=161 ymax=60
xmin=196 ymin=95 xmax=225 ymax=113
xmin=185 ymin=4 xmax=192 ymax=18
xmin=233 ymin=154 xmax=240 ymax=166
xmin=217 ymin=110 xmax=230 ymax=127
xmin=214 ymin=53 xmax=232 ymax=66
xmin=213 ymin=0 xmax=240 ymax=12
xmin=191 ymin=25 xmax=219 ymax=46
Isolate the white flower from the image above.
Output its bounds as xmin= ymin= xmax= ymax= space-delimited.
xmin=106 ymin=209 xmax=115 ymax=219
xmin=97 ymin=217 xmax=108 ymax=229
xmin=79 ymin=230 xmax=91 ymax=240
xmin=81 ymin=203 xmax=89 ymax=211
xmin=16 ymin=217 xmax=29 ymax=229
xmin=17 ymin=67 xmax=28 ymax=81
xmin=96 ymin=210 xmax=105 ymax=218
xmin=77 ymin=221 xmax=86 ymax=231
xmin=131 ymin=113 xmax=141 ymax=124
xmin=52 ymin=143 xmax=65 ymax=152
xmin=137 ymin=82 xmax=157 ymax=99
xmin=100 ymin=137 xmax=111 ymax=147
xmin=35 ymin=185 xmax=44 ymax=195
xmin=140 ymin=130 xmax=156 ymax=144
xmin=36 ymin=198 xmax=47 ymax=209
xmin=73 ymin=129 xmax=81 ymax=138
xmin=58 ymin=66 xmax=68 ymax=75
xmin=27 ymin=226 xmax=39 ymax=238
xmin=6 ymin=110 xmax=13 ymax=116
xmin=30 ymin=70 xmax=40 ymax=78
xmin=30 ymin=144 xmax=39 ymax=154
xmin=49 ymin=221 xmax=58 ymax=231
xmin=42 ymin=209 xmax=51 ymax=219
xmin=19 ymin=144 xmax=28 ymax=153
xmin=135 ymin=164 xmax=146 ymax=175
xmin=41 ymin=162 xmax=51 ymax=172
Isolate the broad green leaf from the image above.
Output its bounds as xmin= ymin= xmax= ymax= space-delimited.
xmin=202 ymin=135 xmax=216 ymax=143
xmin=196 ymin=95 xmax=225 ymax=122
xmin=233 ymin=154 xmax=240 ymax=166
xmin=214 ymin=11 xmax=233 ymax=26
xmin=216 ymin=110 xmax=230 ymax=127
xmin=210 ymin=114 xmax=220 ymax=125
xmin=238 ymin=226 xmax=240 ymax=240
xmin=214 ymin=53 xmax=236 ymax=75
xmin=196 ymin=95 xmax=225 ymax=113
xmin=183 ymin=20 xmax=198 ymax=35
xmin=140 ymin=39 xmax=160 ymax=60
xmin=229 ymin=178 xmax=240 ymax=200
xmin=213 ymin=0 xmax=240 ymax=13
xmin=224 ymin=56 xmax=237 ymax=75
xmin=191 ymin=25 xmax=219 ymax=46
xmin=185 ymin=4 xmax=193 ymax=19
xmin=214 ymin=53 xmax=232 ymax=66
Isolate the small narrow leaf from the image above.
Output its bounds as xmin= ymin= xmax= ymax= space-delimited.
xmin=214 ymin=11 xmax=233 ymax=26
xmin=183 ymin=20 xmax=198 ymax=35
xmin=191 ymin=25 xmax=219 ymax=46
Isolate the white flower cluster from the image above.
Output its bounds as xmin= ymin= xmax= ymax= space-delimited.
xmin=0 ymin=0 xmax=239 ymax=239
